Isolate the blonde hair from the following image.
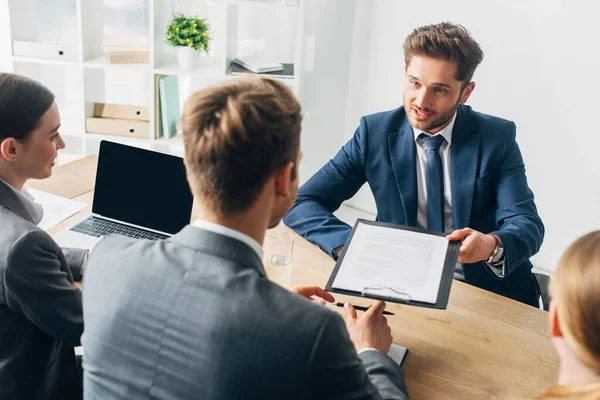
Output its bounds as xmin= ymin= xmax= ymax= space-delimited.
xmin=182 ymin=76 xmax=302 ymax=214
xmin=537 ymin=231 xmax=600 ymax=399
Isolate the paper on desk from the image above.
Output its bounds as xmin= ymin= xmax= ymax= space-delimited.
xmin=29 ymin=189 xmax=87 ymax=231
xmin=332 ymin=222 xmax=449 ymax=304
xmin=387 ymin=343 xmax=408 ymax=365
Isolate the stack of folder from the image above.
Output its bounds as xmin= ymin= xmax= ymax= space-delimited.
xmin=86 ymin=103 xmax=150 ymax=139
xmin=103 ymin=35 xmax=149 ymax=64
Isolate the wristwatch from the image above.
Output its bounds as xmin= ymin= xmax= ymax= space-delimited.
xmin=487 ymin=234 xmax=505 ymax=266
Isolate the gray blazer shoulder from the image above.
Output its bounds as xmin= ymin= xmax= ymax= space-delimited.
xmin=82 ymin=226 xmax=410 ymax=399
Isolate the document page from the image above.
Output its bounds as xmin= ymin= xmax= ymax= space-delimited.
xmin=29 ymin=189 xmax=87 ymax=231
xmin=388 ymin=344 xmax=408 ymax=365
xmin=332 ymin=222 xmax=449 ymax=304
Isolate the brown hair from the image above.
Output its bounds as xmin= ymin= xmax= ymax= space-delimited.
xmin=403 ymin=22 xmax=484 ymax=86
xmin=537 ymin=231 xmax=600 ymax=399
xmin=182 ymin=76 xmax=302 ymax=214
xmin=0 ymin=73 xmax=55 ymax=142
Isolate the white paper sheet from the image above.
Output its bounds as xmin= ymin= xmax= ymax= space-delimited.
xmin=29 ymin=189 xmax=87 ymax=231
xmin=387 ymin=343 xmax=408 ymax=365
xmin=332 ymin=222 xmax=449 ymax=304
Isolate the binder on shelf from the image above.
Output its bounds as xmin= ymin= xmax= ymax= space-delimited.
xmin=232 ymin=57 xmax=283 ymax=73
xmin=154 ymin=75 xmax=163 ymax=139
xmin=325 ymin=220 xmax=460 ymax=310
xmin=12 ymin=40 xmax=78 ymax=61
xmin=93 ymin=103 xmax=150 ymax=122
xmin=158 ymin=75 xmax=180 ymax=139
xmin=230 ymin=62 xmax=294 ymax=79
xmin=86 ymin=117 xmax=149 ymax=139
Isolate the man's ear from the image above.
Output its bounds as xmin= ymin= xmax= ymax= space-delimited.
xmin=460 ymin=82 xmax=476 ymax=104
xmin=274 ymin=161 xmax=294 ymax=198
xmin=549 ymin=300 xmax=563 ymax=339
xmin=0 ymin=138 xmax=18 ymax=162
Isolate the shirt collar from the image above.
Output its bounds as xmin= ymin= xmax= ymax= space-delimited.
xmin=191 ymin=219 xmax=263 ymax=260
xmin=413 ymin=110 xmax=457 ymax=145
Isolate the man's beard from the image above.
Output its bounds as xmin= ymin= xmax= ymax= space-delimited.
xmin=405 ymin=100 xmax=460 ymax=133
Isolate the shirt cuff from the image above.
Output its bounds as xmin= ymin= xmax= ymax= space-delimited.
xmin=358 ymin=348 xmax=380 ymax=355
xmin=79 ymin=250 xmax=89 ymax=278
xmin=486 ymin=259 xmax=506 ymax=278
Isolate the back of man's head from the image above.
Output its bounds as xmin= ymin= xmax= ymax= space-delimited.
xmin=182 ymin=76 xmax=302 ymax=215
xmin=403 ymin=22 xmax=484 ymax=86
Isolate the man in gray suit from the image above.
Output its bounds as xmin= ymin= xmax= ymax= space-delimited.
xmin=82 ymin=76 xmax=410 ymax=399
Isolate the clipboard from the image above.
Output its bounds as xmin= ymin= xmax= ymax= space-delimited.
xmin=325 ymin=219 xmax=461 ymax=310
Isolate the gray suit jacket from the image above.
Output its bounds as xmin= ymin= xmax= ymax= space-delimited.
xmin=0 ymin=180 xmax=86 ymax=400
xmin=82 ymin=226 xmax=409 ymax=400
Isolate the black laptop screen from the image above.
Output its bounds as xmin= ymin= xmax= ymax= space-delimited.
xmin=92 ymin=141 xmax=194 ymax=235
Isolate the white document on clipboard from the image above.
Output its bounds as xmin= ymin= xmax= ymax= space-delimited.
xmin=331 ymin=221 xmax=450 ymax=304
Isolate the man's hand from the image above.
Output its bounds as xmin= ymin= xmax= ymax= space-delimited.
xmin=291 ymin=286 xmax=335 ymax=306
xmin=446 ymin=228 xmax=496 ymax=264
xmin=344 ymin=301 xmax=392 ymax=353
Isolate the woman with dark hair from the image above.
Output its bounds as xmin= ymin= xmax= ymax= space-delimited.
xmin=0 ymin=73 xmax=85 ymax=400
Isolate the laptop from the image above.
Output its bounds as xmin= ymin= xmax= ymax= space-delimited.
xmin=54 ymin=141 xmax=194 ymax=250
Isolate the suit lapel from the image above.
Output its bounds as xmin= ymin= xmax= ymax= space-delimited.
xmin=0 ymin=180 xmax=35 ymax=223
xmin=451 ymin=106 xmax=479 ymax=229
xmin=389 ymin=117 xmax=418 ymax=226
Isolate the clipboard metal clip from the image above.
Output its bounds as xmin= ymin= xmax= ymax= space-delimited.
xmin=362 ymin=285 xmax=411 ymax=304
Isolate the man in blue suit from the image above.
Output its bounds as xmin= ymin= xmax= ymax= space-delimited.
xmin=284 ymin=22 xmax=544 ymax=307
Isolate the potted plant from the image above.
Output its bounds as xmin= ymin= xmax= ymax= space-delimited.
xmin=165 ymin=14 xmax=211 ymax=69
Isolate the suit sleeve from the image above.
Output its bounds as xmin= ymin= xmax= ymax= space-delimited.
xmin=283 ymin=117 xmax=370 ymax=257
xmin=4 ymin=230 xmax=83 ymax=346
xmin=490 ymin=122 xmax=545 ymax=276
xmin=61 ymin=247 xmax=87 ymax=282
xmin=306 ymin=312 xmax=410 ymax=400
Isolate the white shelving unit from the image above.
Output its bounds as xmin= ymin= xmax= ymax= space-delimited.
xmin=3 ymin=0 xmax=304 ymax=161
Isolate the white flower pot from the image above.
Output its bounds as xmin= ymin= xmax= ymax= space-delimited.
xmin=176 ymin=46 xmax=202 ymax=69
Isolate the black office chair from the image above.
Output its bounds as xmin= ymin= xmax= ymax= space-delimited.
xmin=534 ymin=272 xmax=551 ymax=311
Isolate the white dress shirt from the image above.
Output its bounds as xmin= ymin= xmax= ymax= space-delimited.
xmin=412 ymin=112 xmax=456 ymax=235
xmin=191 ymin=219 xmax=264 ymax=260
xmin=411 ymin=112 xmax=504 ymax=279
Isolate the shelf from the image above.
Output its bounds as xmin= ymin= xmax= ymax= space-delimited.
xmin=183 ymin=0 xmax=299 ymax=6
xmin=84 ymin=132 xmax=152 ymax=143
xmin=154 ymin=58 xmax=226 ymax=78
xmin=156 ymin=136 xmax=184 ymax=145
xmin=4 ymin=0 xmax=304 ymax=160
xmin=83 ymin=55 xmax=152 ymax=70
xmin=83 ymin=132 xmax=184 ymax=145
xmin=12 ymin=56 xmax=78 ymax=66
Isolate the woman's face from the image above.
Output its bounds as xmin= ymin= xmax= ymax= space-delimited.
xmin=16 ymin=102 xmax=65 ymax=180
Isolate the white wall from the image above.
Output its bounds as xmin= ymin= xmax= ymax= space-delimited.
xmin=297 ymin=0 xmax=357 ymax=185
xmin=340 ymin=0 xmax=600 ymax=272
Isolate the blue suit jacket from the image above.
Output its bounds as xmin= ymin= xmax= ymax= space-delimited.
xmin=284 ymin=105 xmax=544 ymax=306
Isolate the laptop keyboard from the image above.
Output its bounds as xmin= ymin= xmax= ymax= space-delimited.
xmin=70 ymin=217 xmax=168 ymax=241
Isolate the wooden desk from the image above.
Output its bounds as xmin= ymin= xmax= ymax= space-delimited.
xmin=27 ymin=156 xmax=559 ymax=400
